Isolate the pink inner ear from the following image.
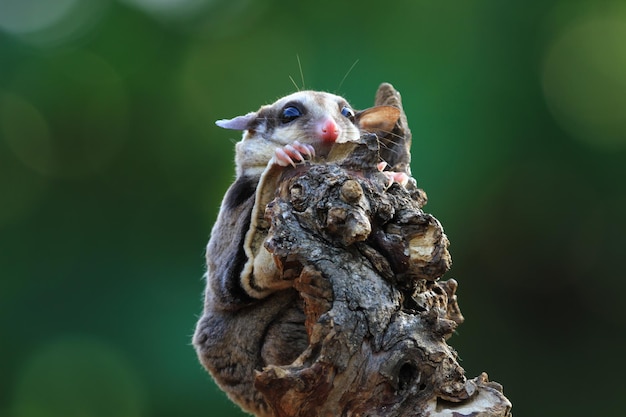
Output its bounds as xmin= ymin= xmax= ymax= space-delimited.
xmin=215 ymin=112 xmax=258 ymax=130
xmin=357 ymin=106 xmax=401 ymax=132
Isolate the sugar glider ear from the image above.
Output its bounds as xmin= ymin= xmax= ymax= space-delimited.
xmin=215 ymin=112 xmax=258 ymax=130
xmin=356 ymin=106 xmax=401 ymax=133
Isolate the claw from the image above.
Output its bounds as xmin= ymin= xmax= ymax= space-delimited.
xmin=378 ymin=160 xmax=409 ymax=188
xmin=382 ymin=172 xmax=395 ymax=189
xmin=274 ymin=148 xmax=296 ymax=167
xmin=285 ymin=145 xmax=306 ymax=164
xmin=292 ymin=141 xmax=315 ymax=158
xmin=391 ymin=172 xmax=409 ymax=187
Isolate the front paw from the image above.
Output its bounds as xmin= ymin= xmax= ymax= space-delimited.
xmin=377 ymin=161 xmax=409 ymax=188
xmin=273 ymin=141 xmax=315 ymax=167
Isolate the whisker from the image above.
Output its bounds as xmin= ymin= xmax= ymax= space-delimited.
xmin=288 ymin=75 xmax=300 ymax=91
xmin=288 ymin=55 xmax=306 ymax=91
xmin=364 ymin=128 xmax=407 ymax=145
xmin=366 ymin=128 xmax=410 ymax=157
xmin=297 ymin=54 xmax=305 ymax=90
xmin=377 ymin=141 xmax=401 ymax=156
xmin=337 ymin=59 xmax=359 ymax=92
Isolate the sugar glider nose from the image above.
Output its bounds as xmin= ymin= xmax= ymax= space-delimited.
xmin=319 ymin=118 xmax=340 ymax=142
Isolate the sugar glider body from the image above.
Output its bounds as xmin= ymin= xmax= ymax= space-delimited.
xmin=193 ymin=86 xmax=405 ymax=416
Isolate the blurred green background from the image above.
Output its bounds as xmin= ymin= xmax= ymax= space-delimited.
xmin=1 ymin=0 xmax=625 ymax=416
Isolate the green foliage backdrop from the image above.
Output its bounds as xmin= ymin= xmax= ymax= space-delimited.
xmin=1 ymin=1 xmax=625 ymax=416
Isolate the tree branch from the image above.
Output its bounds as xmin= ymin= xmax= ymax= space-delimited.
xmin=252 ymin=84 xmax=512 ymax=417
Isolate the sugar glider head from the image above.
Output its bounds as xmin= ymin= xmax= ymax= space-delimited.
xmin=216 ymin=90 xmax=401 ymax=177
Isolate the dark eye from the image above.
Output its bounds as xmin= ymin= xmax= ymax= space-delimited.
xmin=341 ymin=106 xmax=355 ymax=120
xmin=281 ymin=106 xmax=302 ymax=123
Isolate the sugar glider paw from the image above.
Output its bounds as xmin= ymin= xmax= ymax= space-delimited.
xmin=377 ymin=161 xmax=409 ymax=188
xmin=273 ymin=141 xmax=316 ymax=167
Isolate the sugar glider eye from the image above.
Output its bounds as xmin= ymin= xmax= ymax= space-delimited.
xmin=341 ymin=106 xmax=355 ymax=120
xmin=280 ymin=106 xmax=302 ymax=123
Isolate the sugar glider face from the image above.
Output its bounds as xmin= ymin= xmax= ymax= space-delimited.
xmin=218 ymin=91 xmax=361 ymax=146
xmin=250 ymin=91 xmax=361 ymax=146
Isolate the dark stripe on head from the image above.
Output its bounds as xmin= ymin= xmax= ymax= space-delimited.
xmin=255 ymin=106 xmax=278 ymax=139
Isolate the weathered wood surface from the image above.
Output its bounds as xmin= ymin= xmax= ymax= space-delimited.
xmin=253 ymin=84 xmax=512 ymax=417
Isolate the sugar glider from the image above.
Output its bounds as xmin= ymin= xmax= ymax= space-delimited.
xmin=193 ymin=86 xmax=404 ymax=416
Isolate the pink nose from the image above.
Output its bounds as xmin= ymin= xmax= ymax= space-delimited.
xmin=320 ymin=119 xmax=340 ymax=142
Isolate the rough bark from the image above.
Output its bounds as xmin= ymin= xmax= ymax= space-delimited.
xmin=251 ymin=84 xmax=512 ymax=417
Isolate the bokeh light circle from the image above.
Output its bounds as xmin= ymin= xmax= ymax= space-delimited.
xmin=0 ymin=0 xmax=78 ymax=34
xmin=0 ymin=0 xmax=109 ymax=47
xmin=542 ymin=14 xmax=626 ymax=150
xmin=4 ymin=51 xmax=130 ymax=178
